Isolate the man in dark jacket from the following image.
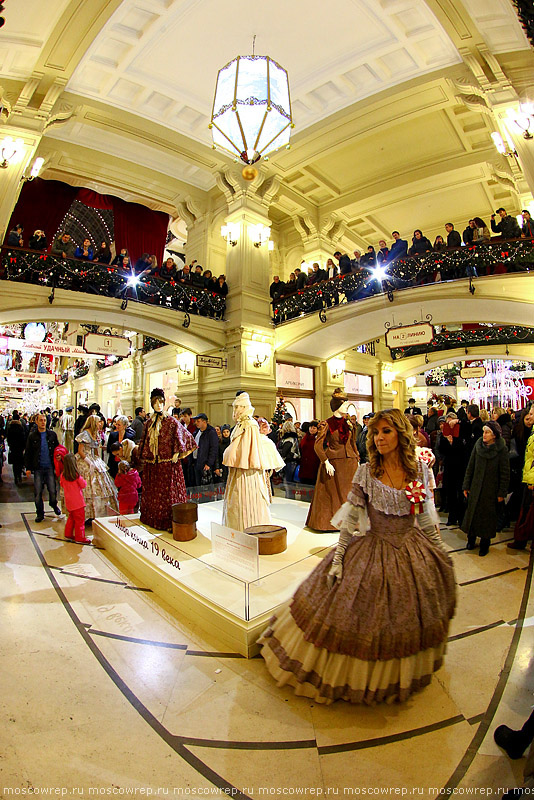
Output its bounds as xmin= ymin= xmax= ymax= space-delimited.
xmin=74 ymin=405 xmax=89 ymax=453
xmin=51 ymin=232 xmax=76 ymax=258
xmin=462 ymin=220 xmax=475 ymax=245
xmin=521 ymin=210 xmax=534 ymax=238
xmin=24 ymin=413 xmax=64 ymax=523
xmin=445 ymin=223 xmax=461 ymax=249
xmin=490 ymin=208 xmax=521 ymax=239
xmin=404 ymin=398 xmax=422 ymax=415
xmin=6 ymin=224 xmax=24 ymax=247
xmin=131 ymin=407 xmax=146 ymax=443
xmin=192 ymin=413 xmax=219 ymax=487
xmin=334 ymin=251 xmax=352 ymax=276
xmin=294 ymin=268 xmax=307 ymax=290
xmin=464 ymin=403 xmax=483 ymax=459
xmin=357 ymin=413 xmax=373 ymax=463
xmin=388 ymin=231 xmax=408 ymax=262
xmin=270 ymin=276 xmax=285 ymax=301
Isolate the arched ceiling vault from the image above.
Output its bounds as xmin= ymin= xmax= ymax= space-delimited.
xmin=1 ymin=0 xmax=533 ymax=255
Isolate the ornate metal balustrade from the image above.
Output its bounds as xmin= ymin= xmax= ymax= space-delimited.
xmin=0 ymin=247 xmax=226 ymax=321
xmin=390 ymin=325 xmax=534 ymax=360
xmin=272 ymin=239 xmax=534 ymax=324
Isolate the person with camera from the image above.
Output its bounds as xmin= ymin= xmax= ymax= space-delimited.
xmin=490 ymin=207 xmax=521 ymax=240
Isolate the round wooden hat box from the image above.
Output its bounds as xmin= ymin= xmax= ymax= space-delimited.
xmin=172 ymin=502 xmax=198 ymax=541
xmin=244 ymin=525 xmax=287 ymax=555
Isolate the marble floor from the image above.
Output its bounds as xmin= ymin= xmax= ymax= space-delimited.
xmin=0 ymin=472 xmax=532 ymax=798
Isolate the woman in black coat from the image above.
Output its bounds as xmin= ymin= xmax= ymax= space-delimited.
xmin=7 ymin=411 xmax=27 ymax=484
xmin=277 ymin=421 xmax=300 ymax=498
xmin=461 ymin=420 xmax=510 ymax=556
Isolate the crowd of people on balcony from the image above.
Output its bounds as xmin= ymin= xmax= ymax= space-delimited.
xmin=3 ymin=226 xmax=229 ymax=299
xmin=270 ymin=208 xmax=534 ymax=303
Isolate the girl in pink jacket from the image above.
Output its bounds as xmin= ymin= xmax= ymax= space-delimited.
xmin=60 ymin=454 xmax=90 ymax=544
xmin=115 ymin=460 xmax=142 ymax=514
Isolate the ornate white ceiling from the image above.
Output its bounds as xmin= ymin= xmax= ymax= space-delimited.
xmin=0 ymin=0 xmax=72 ymax=78
xmin=65 ymin=0 xmax=467 ymax=146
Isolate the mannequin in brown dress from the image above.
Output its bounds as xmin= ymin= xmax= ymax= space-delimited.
xmin=306 ymin=392 xmax=359 ymax=531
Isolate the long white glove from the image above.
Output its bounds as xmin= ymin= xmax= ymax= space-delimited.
xmin=326 ymin=503 xmax=361 ymax=589
xmin=324 ymin=459 xmax=335 ymax=477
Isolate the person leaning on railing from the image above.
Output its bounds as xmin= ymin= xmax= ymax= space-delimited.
xmin=490 ymin=207 xmax=521 ymax=239
xmin=51 ymin=232 xmax=75 ymax=259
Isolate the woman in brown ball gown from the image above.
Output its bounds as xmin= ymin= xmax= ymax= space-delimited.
xmin=260 ymin=408 xmax=456 ymax=705
xmin=306 ymin=392 xmax=359 ymax=531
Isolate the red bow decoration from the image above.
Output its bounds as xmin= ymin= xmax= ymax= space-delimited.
xmin=405 ymin=480 xmax=426 ymax=515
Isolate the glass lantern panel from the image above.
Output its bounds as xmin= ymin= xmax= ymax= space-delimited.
xmin=236 ymin=104 xmax=267 ymax=151
xmin=257 ymin=109 xmax=286 ymax=154
xmin=236 ymin=56 xmax=268 ymax=103
xmin=212 ymin=108 xmax=244 ymax=154
xmin=259 ymin=123 xmax=291 ymax=156
xmin=213 ymin=58 xmax=238 ymax=116
xmin=268 ymin=59 xmax=290 ymax=115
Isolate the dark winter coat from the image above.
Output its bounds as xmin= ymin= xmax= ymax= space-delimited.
xmin=496 ymin=413 xmax=513 ymax=449
xmin=461 ymin=437 xmax=510 ymax=539
xmin=278 ymin=433 xmax=300 ymax=464
xmin=298 ymin=432 xmax=320 ymax=484
xmin=195 ymin=424 xmax=219 ymax=470
xmin=24 ymin=428 xmax=59 ymax=471
xmin=7 ymin=420 xmax=26 ymax=462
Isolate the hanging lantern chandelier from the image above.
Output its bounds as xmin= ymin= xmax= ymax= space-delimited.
xmin=210 ymin=39 xmax=293 ymax=167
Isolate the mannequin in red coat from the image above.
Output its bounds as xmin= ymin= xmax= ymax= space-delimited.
xmin=138 ymin=388 xmax=196 ymax=531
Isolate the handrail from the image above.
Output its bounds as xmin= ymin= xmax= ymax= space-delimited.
xmin=272 ymin=238 xmax=534 ymax=324
xmin=0 ymin=247 xmax=226 ymax=321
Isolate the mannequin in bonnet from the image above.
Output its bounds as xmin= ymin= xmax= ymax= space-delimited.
xmin=222 ymin=392 xmax=284 ymax=531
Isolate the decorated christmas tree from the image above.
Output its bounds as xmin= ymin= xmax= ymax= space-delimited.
xmin=272 ymin=395 xmax=287 ymax=427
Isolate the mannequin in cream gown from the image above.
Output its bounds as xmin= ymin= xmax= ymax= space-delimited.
xmin=222 ymin=393 xmax=284 ymax=531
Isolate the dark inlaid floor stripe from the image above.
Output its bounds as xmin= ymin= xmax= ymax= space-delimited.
xmin=49 ymin=565 xmax=129 ymax=587
xmin=177 ymin=736 xmax=317 ymax=750
xmin=467 ymin=713 xmax=485 ymax=726
xmin=448 ymin=620 xmax=506 ymax=642
xmin=440 ymin=544 xmax=534 ymax=794
xmin=459 ymin=567 xmax=519 ymax=586
xmin=88 ymin=628 xmax=188 ymax=650
xmin=185 ymin=650 xmax=245 ymax=659
xmin=21 ymin=513 xmax=251 ymax=800
xmin=318 ymin=715 xmax=465 ymax=755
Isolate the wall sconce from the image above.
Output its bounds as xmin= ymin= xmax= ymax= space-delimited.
xmin=21 ymin=157 xmax=44 ymax=182
xmin=0 ymin=136 xmax=24 ymax=169
xmin=329 ymin=357 xmax=345 ymax=380
xmin=382 ymin=368 xmax=396 ymax=387
xmin=176 ymin=351 xmax=195 ymax=375
xmin=406 ymin=376 xmax=417 ymax=388
xmin=248 ymin=342 xmax=271 ymax=368
xmin=491 ymin=132 xmax=517 ymax=158
xmin=507 ymin=104 xmax=533 ymax=140
xmin=248 ymin=223 xmax=271 ymax=248
xmin=221 ymin=222 xmax=240 ymax=247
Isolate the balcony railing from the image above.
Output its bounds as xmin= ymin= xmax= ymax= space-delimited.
xmin=0 ymin=247 xmax=226 ymax=321
xmin=272 ymin=238 xmax=534 ymax=324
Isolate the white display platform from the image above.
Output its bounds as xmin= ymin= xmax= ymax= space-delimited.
xmin=92 ymin=498 xmax=337 ymax=657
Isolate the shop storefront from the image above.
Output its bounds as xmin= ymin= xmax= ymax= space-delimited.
xmin=276 ymin=362 xmax=315 ymax=422
xmin=343 ymin=371 xmax=373 ymax=420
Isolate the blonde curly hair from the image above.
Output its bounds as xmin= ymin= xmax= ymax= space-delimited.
xmin=367 ymin=408 xmax=418 ymax=481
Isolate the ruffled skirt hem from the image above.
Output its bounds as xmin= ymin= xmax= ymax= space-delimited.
xmin=259 ymin=604 xmax=447 ymax=705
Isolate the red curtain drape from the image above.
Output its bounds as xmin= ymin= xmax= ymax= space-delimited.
xmin=76 ymin=188 xmax=113 ymax=210
xmin=6 ymin=180 xmax=169 ymax=265
xmin=111 ymin=196 xmax=169 ymax=267
xmin=5 ymin=178 xmax=78 ymax=248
